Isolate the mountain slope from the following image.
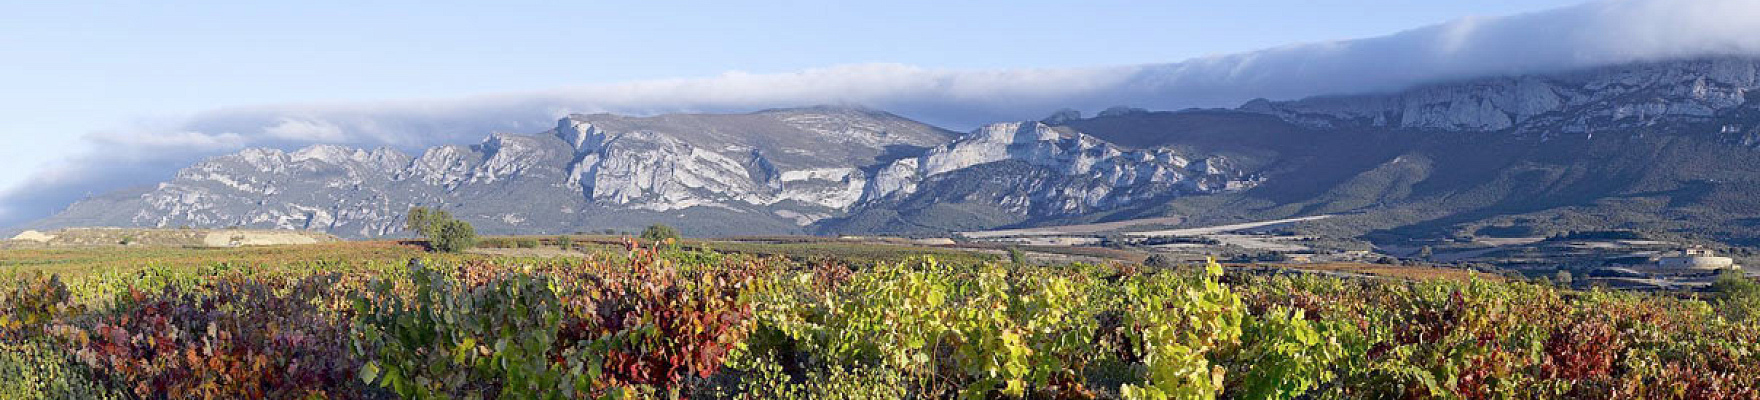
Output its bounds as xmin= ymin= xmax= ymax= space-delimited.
xmin=30 ymin=57 xmax=1760 ymax=244
xmin=1054 ymin=57 xmax=1760 ymax=247
xmin=30 ymin=107 xmax=1245 ymax=237
xmin=1241 ymin=57 xmax=1759 ymax=133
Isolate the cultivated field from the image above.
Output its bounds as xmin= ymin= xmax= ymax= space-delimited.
xmin=957 ymin=216 xmax=1188 ymax=238
xmin=0 ymin=241 xmax=427 ymax=278
xmin=2 ymin=234 xmax=1757 ymax=398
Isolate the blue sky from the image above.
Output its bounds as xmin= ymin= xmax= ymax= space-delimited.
xmin=37 ymin=0 xmax=1747 ymax=225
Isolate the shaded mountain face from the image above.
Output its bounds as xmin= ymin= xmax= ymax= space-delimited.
xmin=1058 ymin=57 xmax=1760 ymax=247
xmin=29 ymin=107 xmax=1246 ymax=237
xmin=1241 ymin=58 xmax=1760 ymax=133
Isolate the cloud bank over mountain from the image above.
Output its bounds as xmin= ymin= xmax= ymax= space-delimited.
xmin=5 ymin=0 xmax=1759 ymax=228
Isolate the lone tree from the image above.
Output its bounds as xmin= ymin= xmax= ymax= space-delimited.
xmin=406 ymin=206 xmax=476 ymax=253
xmin=404 ymin=206 xmax=446 ymax=238
xmin=430 ymin=219 xmax=477 ymax=253
xmin=639 ymin=224 xmax=681 ymax=242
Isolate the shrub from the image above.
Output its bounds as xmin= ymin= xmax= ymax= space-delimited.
xmin=0 ymin=341 xmax=120 ymax=399
xmin=1223 ymin=307 xmax=1345 ymax=400
xmin=739 ymin=257 xmax=1243 ymax=398
xmin=353 ymin=260 xmax=598 ymax=398
xmin=0 ymin=273 xmax=78 ymax=341
xmin=1710 ymin=269 xmax=1760 ymax=322
xmin=640 ymin=224 xmax=681 ymax=242
xmin=0 ymin=274 xmax=118 ymax=399
xmin=557 ymin=235 xmax=573 ymax=250
xmin=1119 ymin=261 xmax=1243 ymax=399
xmin=580 ymin=247 xmax=756 ymax=390
xmin=430 ymin=219 xmax=477 ymax=253
xmin=65 ymin=274 xmax=378 ymax=399
xmin=516 ymin=238 xmax=540 ymax=248
xmin=353 ymin=249 xmax=756 ymax=398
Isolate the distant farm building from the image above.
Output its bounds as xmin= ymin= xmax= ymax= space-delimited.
xmin=1656 ymin=248 xmax=1739 ymax=270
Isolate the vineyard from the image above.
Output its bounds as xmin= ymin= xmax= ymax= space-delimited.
xmin=3 ymin=240 xmax=1759 ymax=399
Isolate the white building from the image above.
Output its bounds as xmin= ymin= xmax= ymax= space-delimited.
xmin=1657 ymin=248 xmax=1740 ymax=270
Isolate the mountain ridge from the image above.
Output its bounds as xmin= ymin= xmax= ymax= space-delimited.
xmin=1055 ymin=57 xmax=1760 ymax=248
xmin=26 ymin=107 xmax=1244 ymax=237
xmin=1239 ymin=57 xmax=1759 ymax=134
xmin=24 ymin=57 xmax=1760 ymax=247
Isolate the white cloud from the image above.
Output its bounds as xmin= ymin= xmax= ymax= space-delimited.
xmin=262 ymin=118 xmax=347 ymax=142
xmin=5 ymin=0 xmax=1760 ymax=228
xmin=90 ymin=130 xmax=247 ymax=150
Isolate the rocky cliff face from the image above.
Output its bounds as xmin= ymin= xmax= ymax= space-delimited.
xmin=135 ymin=145 xmax=421 ymax=237
xmin=1242 ymin=58 xmax=1760 ymax=134
xmin=819 ymin=121 xmax=1253 ymax=234
xmin=549 ymin=106 xmax=954 ymax=221
xmin=34 ymin=107 xmax=1248 ymax=237
xmin=865 ymin=121 xmax=1249 ymax=206
xmin=111 ymin=134 xmax=586 ymax=238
